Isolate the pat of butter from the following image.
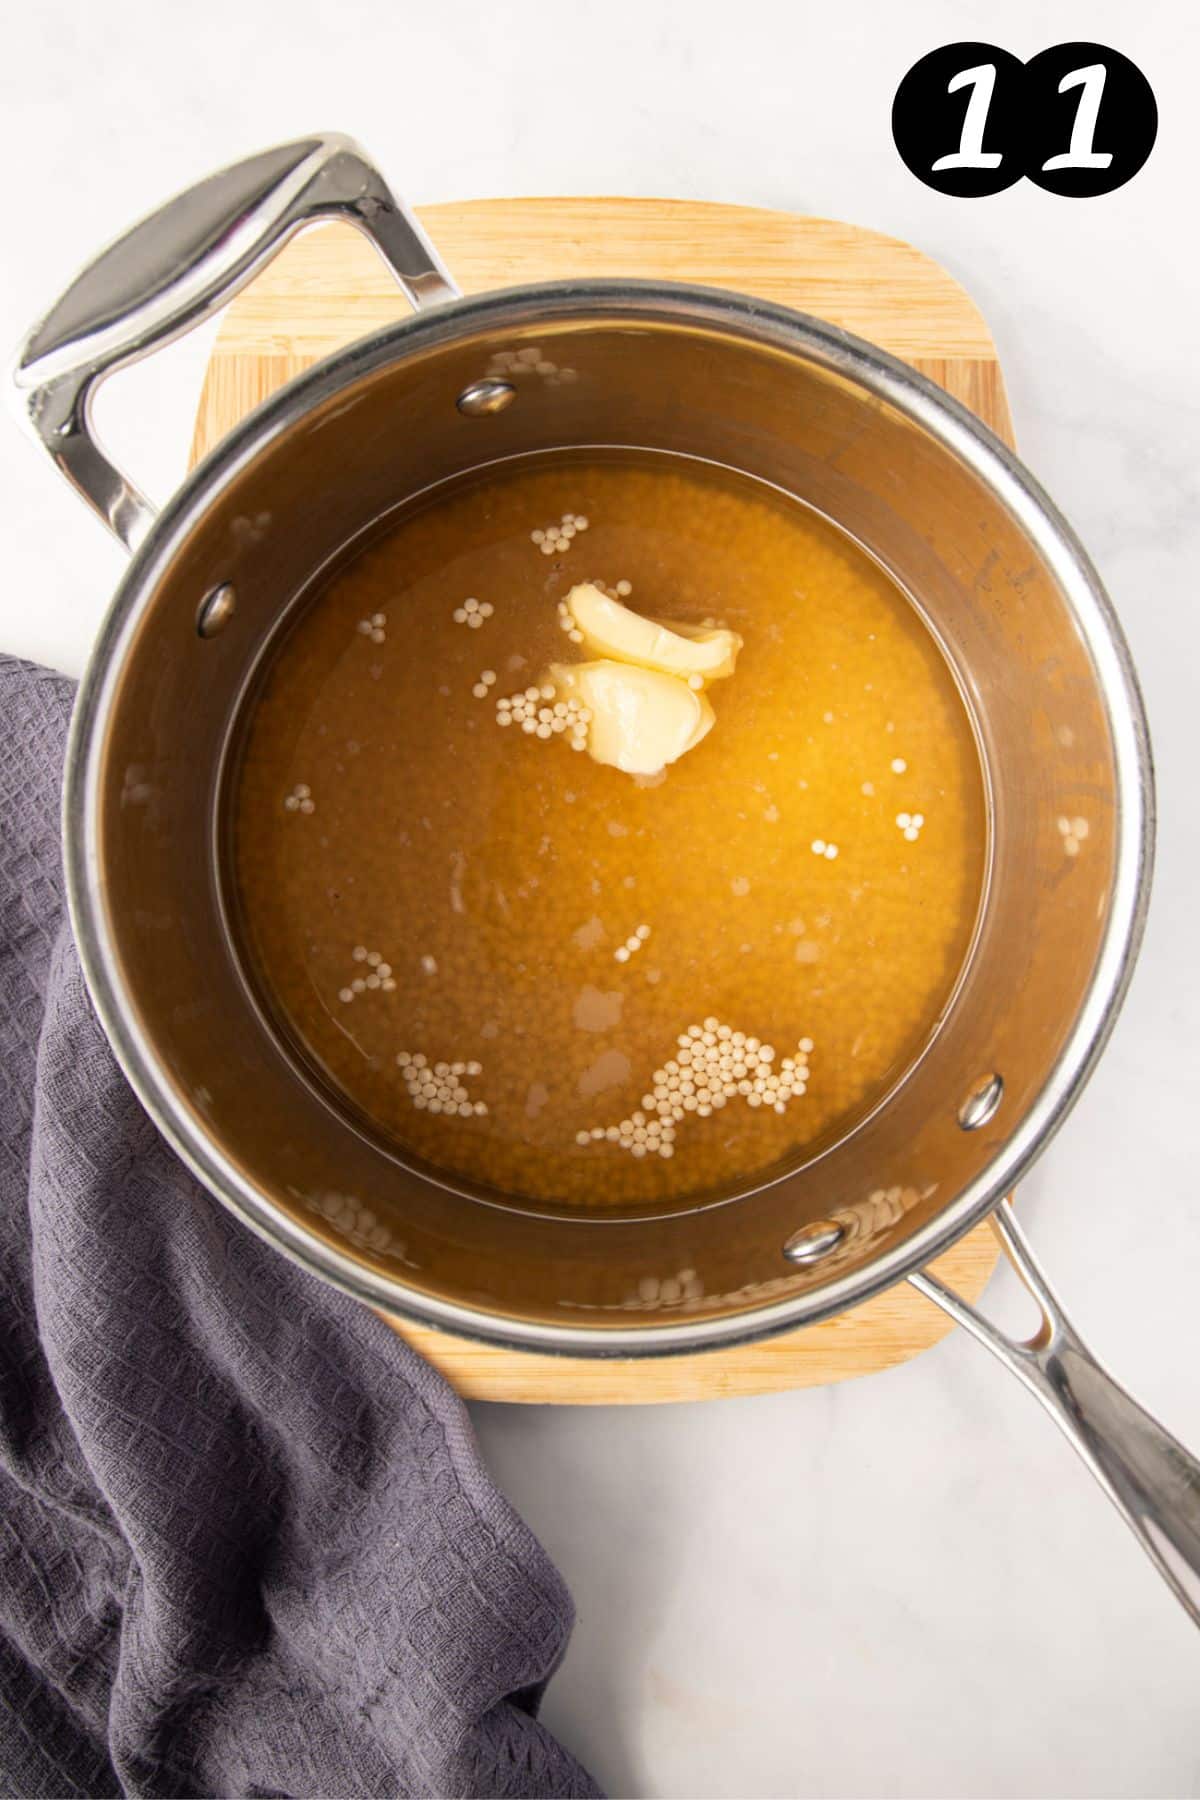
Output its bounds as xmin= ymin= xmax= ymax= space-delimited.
xmin=566 ymin=584 xmax=742 ymax=684
xmin=549 ymin=660 xmax=714 ymax=776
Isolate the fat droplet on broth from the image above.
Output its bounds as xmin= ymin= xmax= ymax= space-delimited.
xmin=578 ymin=1049 xmax=633 ymax=1098
xmin=572 ymin=915 xmax=606 ymax=951
xmin=525 ymin=1082 xmax=549 ymax=1118
xmin=573 ymin=985 xmax=624 ymax=1033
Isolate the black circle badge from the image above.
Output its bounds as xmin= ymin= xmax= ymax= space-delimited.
xmin=892 ymin=42 xmax=1026 ymax=196
xmin=1023 ymin=42 xmax=1157 ymax=196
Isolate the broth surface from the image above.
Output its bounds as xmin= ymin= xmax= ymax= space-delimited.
xmin=234 ymin=453 xmax=986 ymax=1209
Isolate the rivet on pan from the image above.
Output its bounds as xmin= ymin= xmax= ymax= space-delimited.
xmin=958 ymin=1072 xmax=1004 ymax=1131
xmin=782 ymin=1221 xmax=845 ymax=1266
xmin=196 ymin=582 xmax=236 ymax=638
xmin=456 ymin=378 xmax=516 ymax=417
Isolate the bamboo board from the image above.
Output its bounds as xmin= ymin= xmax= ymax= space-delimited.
xmin=193 ymin=197 xmax=1012 ymax=1403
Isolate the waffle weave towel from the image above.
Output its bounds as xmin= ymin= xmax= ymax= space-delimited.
xmin=0 ymin=655 xmax=600 ymax=1799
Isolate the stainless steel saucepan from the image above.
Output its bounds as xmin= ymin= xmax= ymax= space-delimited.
xmin=13 ymin=134 xmax=1199 ymax=1623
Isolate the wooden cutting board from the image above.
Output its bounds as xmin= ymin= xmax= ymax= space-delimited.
xmin=192 ymin=198 xmax=1011 ymax=1404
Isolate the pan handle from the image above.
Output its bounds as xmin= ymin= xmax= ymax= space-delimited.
xmin=10 ymin=133 xmax=459 ymax=552
xmin=912 ymin=1199 xmax=1200 ymax=1626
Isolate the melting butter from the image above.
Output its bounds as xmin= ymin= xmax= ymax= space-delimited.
xmin=548 ymin=660 xmax=714 ymax=776
xmin=566 ymin=583 xmax=742 ymax=683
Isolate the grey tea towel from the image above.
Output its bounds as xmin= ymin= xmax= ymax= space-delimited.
xmin=0 ymin=656 xmax=601 ymax=1800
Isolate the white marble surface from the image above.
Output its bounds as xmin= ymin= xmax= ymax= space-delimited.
xmin=3 ymin=1 xmax=1199 ymax=1793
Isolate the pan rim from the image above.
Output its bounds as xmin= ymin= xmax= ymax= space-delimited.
xmin=62 ymin=278 xmax=1155 ymax=1357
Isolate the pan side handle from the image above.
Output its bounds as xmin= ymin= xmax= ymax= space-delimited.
xmin=10 ymin=133 xmax=458 ymax=552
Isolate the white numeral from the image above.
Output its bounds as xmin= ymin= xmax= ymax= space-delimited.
xmin=931 ymin=63 xmax=1004 ymax=171
xmin=1042 ymin=63 xmax=1114 ymax=170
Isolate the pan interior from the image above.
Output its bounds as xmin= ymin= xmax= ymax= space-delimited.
xmin=225 ymin=444 xmax=990 ymax=1223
